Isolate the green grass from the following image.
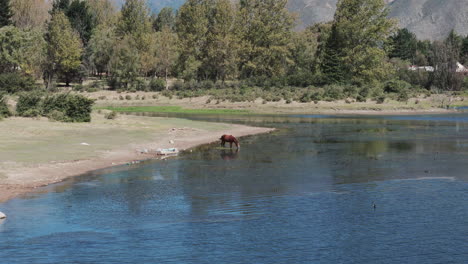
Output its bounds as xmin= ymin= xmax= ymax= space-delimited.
xmin=100 ymin=106 xmax=250 ymax=114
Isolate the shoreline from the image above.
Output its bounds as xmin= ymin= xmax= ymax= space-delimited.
xmin=0 ymin=122 xmax=274 ymax=203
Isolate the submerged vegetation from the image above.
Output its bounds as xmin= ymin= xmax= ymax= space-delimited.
xmin=0 ymin=0 xmax=467 ymax=121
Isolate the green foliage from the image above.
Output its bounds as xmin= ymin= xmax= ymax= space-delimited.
xmin=321 ymin=0 xmax=396 ymax=85
xmin=16 ymin=91 xmax=43 ymax=116
xmin=0 ymin=94 xmax=11 ymax=117
xmin=237 ymin=0 xmax=294 ymax=78
xmin=45 ymin=11 xmax=83 ymax=87
xmin=389 ymin=28 xmax=418 ymax=62
xmin=108 ymin=37 xmax=140 ymax=90
xmin=17 ymin=92 xmax=94 ymax=122
xmin=0 ymin=0 xmax=12 ymax=27
xmin=42 ymin=93 xmax=94 ymax=122
xmin=0 ymin=72 xmax=36 ymax=93
xmin=153 ymin=7 xmax=175 ymax=32
xmin=116 ymin=0 xmax=152 ymax=39
xmin=384 ymin=79 xmax=412 ymax=94
xmin=66 ymin=0 xmax=96 ymax=44
xmin=0 ymin=26 xmax=46 ymax=76
xmin=149 ymin=78 xmax=166 ymax=91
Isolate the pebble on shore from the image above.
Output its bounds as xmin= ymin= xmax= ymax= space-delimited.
xmin=0 ymin=211 xmax=6 ymax=219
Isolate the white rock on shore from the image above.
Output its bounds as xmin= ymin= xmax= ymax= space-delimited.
xmin=0 ymin=211 xmax=6 ymax=219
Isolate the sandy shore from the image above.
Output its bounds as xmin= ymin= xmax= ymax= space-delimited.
xmin=0 ymin=118 xmax=273 ymax=203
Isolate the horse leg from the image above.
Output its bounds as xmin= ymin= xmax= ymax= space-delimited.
xmin=230 ymin=142 xmax=233 ymax=148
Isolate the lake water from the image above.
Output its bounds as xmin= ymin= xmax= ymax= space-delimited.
xmin=1 ymin=113 xmax=468 ymax=263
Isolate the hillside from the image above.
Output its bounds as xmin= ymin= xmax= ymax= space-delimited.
xmin=122 ymin=0 xmax=468 ymax=40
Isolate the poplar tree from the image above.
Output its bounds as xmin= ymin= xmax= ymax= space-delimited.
xmin=176 ymin=0 xmax=209 ymax=80
xmin=236 ymin=0 xmax=295 ymax=78
xmin=155 ymin=26 xmax=178 ymax=88
xmin=321 ymin=0 xmax=396 ymax=85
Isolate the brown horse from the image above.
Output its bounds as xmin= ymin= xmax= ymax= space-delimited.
xmin=220 ymin=134 xmax=240 ymax=149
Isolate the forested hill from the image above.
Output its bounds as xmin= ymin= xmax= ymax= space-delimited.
xmin=135 ymin=0 xmax=468 ymax=40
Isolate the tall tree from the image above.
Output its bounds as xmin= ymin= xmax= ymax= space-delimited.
xmin=87 ymin=0 xmax=117 ymax=26
xmin=0 ymin=26 xmax=46 ymax=76
xmin=175 ymin=0 xmax=209 ymax=80
xmin=154 ymin=26 xmax=178 ymax=89
xmin=108 ymin=36 xmax=140 ymax=89
xmin=202 ymin=0 xmax=237 ymax=81
xmin=116 ymin=0 xmax=152 ymax=39
xmin=86 ymin=24 xmax=116 ymax=76
xmin=0 ymin=0 xmax=12 ymax=27
xmin=389 ymin=28 xmax=418 ymax=62
xmin=321 ymin=0 xmax=396 ymax=85
xmin=45 ymin=11 xmax=83 ymax=87
xmin=236 ymin=0 xmax=295 ymax=78
xmin=66 ymin=0 xmax=96 ymax=44
xmin=10 ymin=0 xmax=51 ymax=29
xmin=461 ymin=35 xmax=468 ymax=65
xmin=153 ymin=7 xmax=175 ymax=32
xmin=431 ymin=41 xmax=463 ymax=91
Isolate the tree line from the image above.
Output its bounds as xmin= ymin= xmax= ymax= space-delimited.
xmin=1 ymin=0 xmax=468 ymax=95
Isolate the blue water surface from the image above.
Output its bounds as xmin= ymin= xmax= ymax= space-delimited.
xmin=1 ymin=114 xmax=468 ymax=263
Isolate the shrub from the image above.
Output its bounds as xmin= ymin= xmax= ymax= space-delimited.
xmin=119 ymin=95 xmax=124 ymax=100
xmin=323 ymin=85 xmax=344 ymax=101
xmin=149 ymin=78 xmax=166 ymax=91
xmin=152 ymin=94 xmax=158 ymax=99
xmin=0 ymin=73 xmax=36 ymax=94
xmin=200 ymin=80 xmax=214 ymax=89
xmin=125 ymin=95 xmax=132 ymax=100
xmin=47 ymin=110 xmax=67 ymax=122
xmin=16 ymin=91 xmax=43 ymax=116
xmin=384 ymin=80 xmax=412 ymax=94
xmin=105 ymin=111 xmax=117 ymax=119
xmin=376 ymin=95 xmax=386 ymax=104
xmin=356 ymin=95 xmax=366 ymax=102
xmin=171 ymin=80 xmax=184 ymax=90
xmin=21 ymin=108 xmax=41 ymax=117
xmin=0 ymin=95 xmax=11 ymax=118
xmin=42 ymin=93 xmax=94 ymax=122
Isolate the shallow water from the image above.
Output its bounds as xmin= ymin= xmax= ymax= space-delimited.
xmin=1 ymin=114 xmax=468 ymax=263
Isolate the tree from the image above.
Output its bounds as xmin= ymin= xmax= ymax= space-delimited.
xmin=154 ymin=26 xmax=178 ymax=88
xmin=45 ymin=11 xmax=83 ymax=87
xmin=0 ymin=0 xmax=12 ymax=27
xmin=445 ymin=29 xmax=463 ymax=62
xmin=66 ymin=0 xmax=96 ymax=44
xmin=288 ymin=28 xmax=319 ymax=74
xmin=108 ymin=36 xmax=140 ymax=89
xmin=86 ymin=24 xmax=116 ymax=76
xmin=431 ymin=41 xmax=463 ymax=91
xmin=116 ymin=0 xmax=152 ymax=39
xmin=153 ymin=7 xmax=175 ymax=32
xmin=389 ymin=28 xmax=418 ymax=62
xmin=0 ymin=26 xmax=46 ymax=77
xmin=87 ymin=0 xmax=117 ymax=26
xmin=462 ymin=35 xmax=468 ymax=65
xmin=236 ymin=0 xmax=295 ymax=78
xmin=321 ymin=0 xmax=396 ymax=85
xmin=175 ymin=0 xmax=209 ymax=80
xmin=10 ymin=0 xmax=51 ymax=29
xmin=202 ymin=0 xmax=237 ymax=81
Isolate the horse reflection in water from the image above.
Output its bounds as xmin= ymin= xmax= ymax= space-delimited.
xmin=220 ymin=149 xmax=239 ymax=160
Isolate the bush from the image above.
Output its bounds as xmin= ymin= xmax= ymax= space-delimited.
xmin=171 ymin=80 xmax=184 ymax=90
xmin=0 ymin=73 xmax=37 ymax=94
xmin=149 ymin=78 xmax=166 ymax=91
xmin=42 ymin=93 xmax=95 ymax=122
xmin=105 ymin=111 xmax=117 ymax=119
xmin=376 ymin=95 xmax=386 ymax=104
xmin=125 ymin=95 xmax=132 ymax=100
xmin=384 ymin=80 xmax=412 ymax=94
xmin=16 ymin=91 xmax=43 ymax=116
xmin=0 ymin=95 xmax=11 ymax=118
xmin=323 ymin=85 xmax=345 ymax=101
xmin=47 ymin=110 xmax=67 ymax=122
xmin=21 ymin=108 xmax=41 ymax=117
